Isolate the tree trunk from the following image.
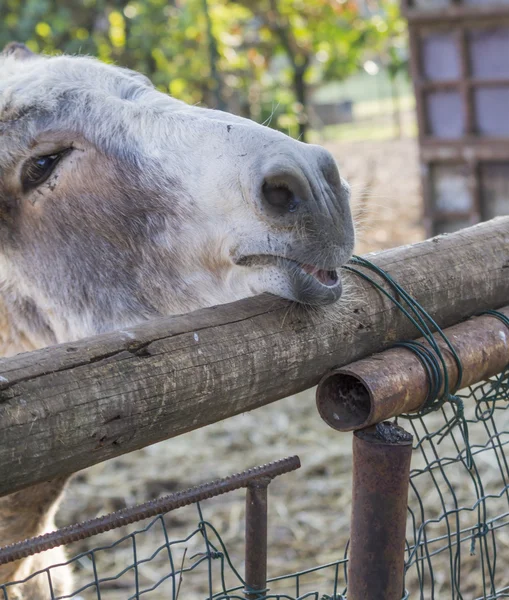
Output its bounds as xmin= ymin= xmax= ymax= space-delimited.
xmin=293 ymin=63 xmax=309 ymax=141
xmin=202 ymin=0 xmax=227 ymax=111
xmin=0 ymin=218 xmax=507 ymax=497
xmin=267 ymin=0 xmax=310 ymax=141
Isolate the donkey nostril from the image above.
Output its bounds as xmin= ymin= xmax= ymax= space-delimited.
xmin=262 ymin=182 xmax=300 ymax=213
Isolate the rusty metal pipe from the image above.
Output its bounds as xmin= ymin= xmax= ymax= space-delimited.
xmin=348 ymin=422 xmax=413 ymax=600
xmin=317 ymin=307 xmax=509 ymax=432
xmin=245 ymin=478 xmax=269 ymax=600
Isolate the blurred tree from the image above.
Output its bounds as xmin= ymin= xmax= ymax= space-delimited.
xmin=232 ymin=0 xmax=368 ymax=141
xmin=364 ymin=0 xmax=409 ymax=138
xmin=202 ymin=0 xmax=227 ymax=110
xmin=0 ymin=0 xmax=407 ymax=140
xmin=0 ymin=0 xmax=257 ymax=107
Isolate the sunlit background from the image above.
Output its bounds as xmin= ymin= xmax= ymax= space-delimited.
xmin=0 ymin=0 xmax=411 ymax=142
xmin=1 ymin=0 xmax=420 ymax=257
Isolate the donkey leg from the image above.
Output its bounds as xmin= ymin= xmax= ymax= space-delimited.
xmin=0 ymin=477 xmax=72 ymax=599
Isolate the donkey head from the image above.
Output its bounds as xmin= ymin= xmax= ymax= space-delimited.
xmin=0 ymin=43 xmax=354 ymax=348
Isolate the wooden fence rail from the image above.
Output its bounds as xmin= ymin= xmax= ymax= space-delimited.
xmin=0 ymin=217 xmax=508 ymax=497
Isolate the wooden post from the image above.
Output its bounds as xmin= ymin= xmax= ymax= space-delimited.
xmin=0 ymin=218 xmax=507 ymax=496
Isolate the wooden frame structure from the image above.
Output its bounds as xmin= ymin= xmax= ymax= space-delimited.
xmin=402 ymin=0 xmax=509 ymax=235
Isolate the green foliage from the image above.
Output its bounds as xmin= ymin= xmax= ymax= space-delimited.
xmin=0 ymin=0 xmax=408 ymax=138
xmin=364 ymin=0 xmax=409 ymax=77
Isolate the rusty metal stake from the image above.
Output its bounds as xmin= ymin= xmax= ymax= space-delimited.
xmin=245 ymin=477 xmax=269 ymax=599
xmin=0 ymin=456 xmax=300 ymax=566
xmin=348 ymin=422 xmax=413 ymax=600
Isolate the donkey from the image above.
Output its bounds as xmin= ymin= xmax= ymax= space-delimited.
xmin=0 ymin=42 xmax=354 ymax=597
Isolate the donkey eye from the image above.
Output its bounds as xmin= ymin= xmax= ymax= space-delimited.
xmin=22 ymin=151 xmax=68 ymax=191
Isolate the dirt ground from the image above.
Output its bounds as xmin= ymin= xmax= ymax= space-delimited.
xmin=324 ymin=137 xmax=424 ymax=254
xmin=53 ymin=137 xmax=437 ymax=598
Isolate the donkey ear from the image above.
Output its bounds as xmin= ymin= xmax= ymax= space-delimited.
xmin=2 ymin=42 xmax=36 ymax=60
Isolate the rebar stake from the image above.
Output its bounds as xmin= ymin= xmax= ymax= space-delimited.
xmin=0 ymin=456 xmax=300 ymax=566
xmin=348 ymin=422 xmax=413 ymax=600
xmin=245 ymin=478 xmax=269 ymax=599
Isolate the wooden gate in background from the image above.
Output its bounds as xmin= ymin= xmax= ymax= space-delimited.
xmin=402 ymin=0 xmax=509 ymax=235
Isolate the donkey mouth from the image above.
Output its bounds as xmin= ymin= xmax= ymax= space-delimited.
xmin=300 ymin=263 xmax=339 ymax=287
xmin=236 ymin=254 xmax=343 ymax=305
xmin=237 ymin=254 xmax=340 ymax=287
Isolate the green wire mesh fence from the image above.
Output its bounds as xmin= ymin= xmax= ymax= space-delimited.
xmin=1 ymin=363 xmax=508 ymax=599
xmin=405 ymin=366 xmax=509 ymax=600
xmin=0 ymin=504 xmax=348 ymax=600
